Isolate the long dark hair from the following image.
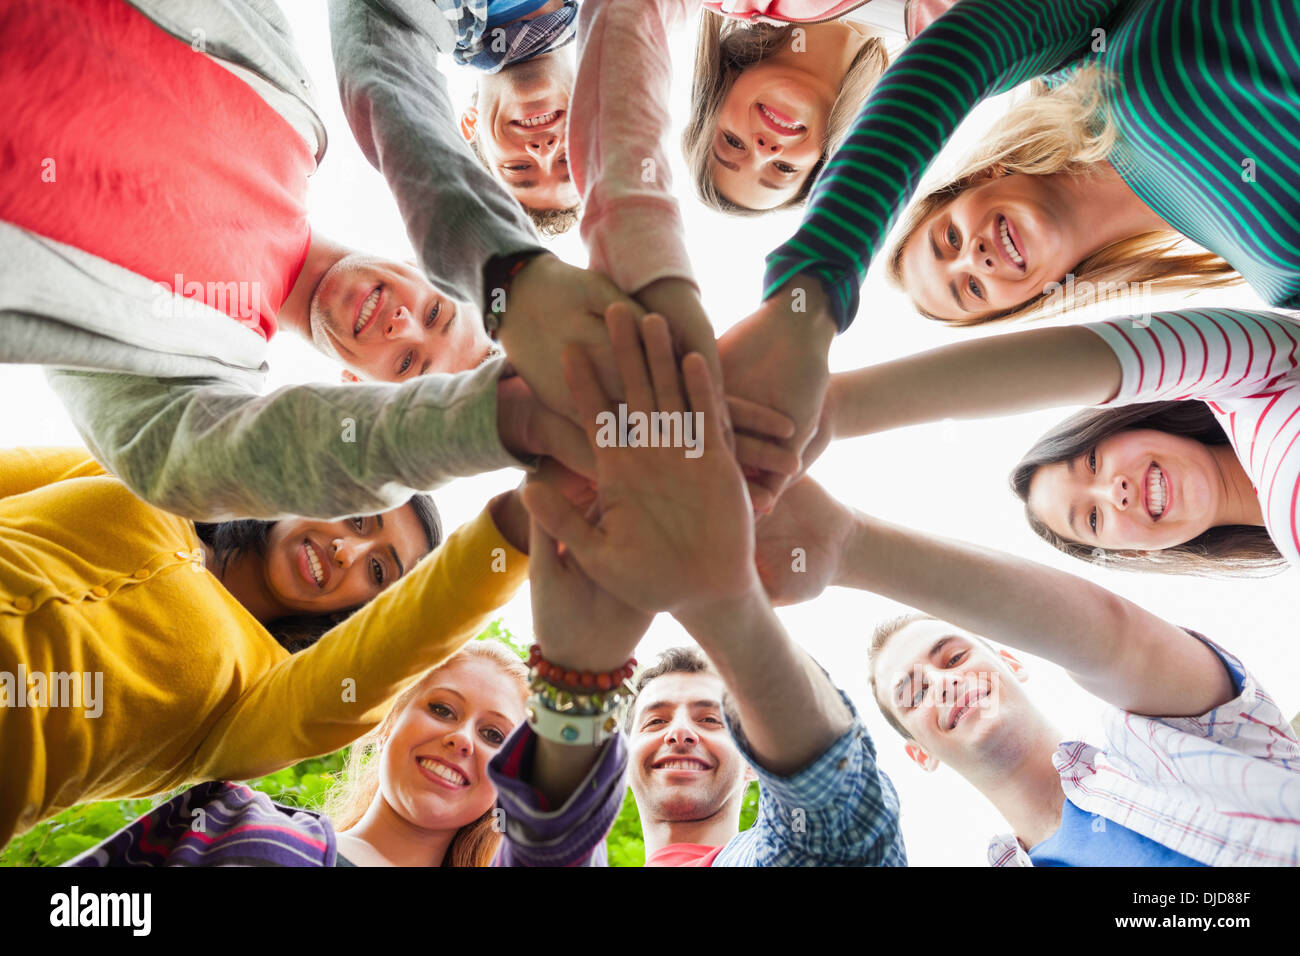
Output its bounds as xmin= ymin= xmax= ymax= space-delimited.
xmin=195 ymin=495 xmax=443 ymax=652
xmin=1009 ymin=402 xmax=1284 ymax=577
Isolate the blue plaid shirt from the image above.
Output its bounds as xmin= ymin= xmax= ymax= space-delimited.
xmin=491 ymin=689 xmax=907 ymax=867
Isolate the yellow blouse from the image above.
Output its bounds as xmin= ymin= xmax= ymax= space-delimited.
xmin=0 ymin=448 xmax=527 ymax=845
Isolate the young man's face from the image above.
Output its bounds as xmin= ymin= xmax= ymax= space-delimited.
xmin=308 ymin=254 xmax=498 ymax=382
xmin=872 ymin=619 xmax=1042 ymax=778
xmin=627 ymin=671 xmax=747 ymax=824
xmin=474 ymin=52 xmax=580 ymax=212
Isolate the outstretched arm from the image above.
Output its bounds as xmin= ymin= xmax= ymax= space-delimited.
xmin=763 ymin=0 xmax=1124 ymax=331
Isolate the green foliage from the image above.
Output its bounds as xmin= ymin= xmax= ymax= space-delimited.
xmin=476 ymin=619 xmax=529 ymax=661
xmin=0 ymin=798 xmax=156 ymax=868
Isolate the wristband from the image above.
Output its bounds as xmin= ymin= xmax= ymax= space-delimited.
xmin=528 ymin=644 xmax=636 ymax=693
xmin=527 ymin=695 xmax=622 ymax=746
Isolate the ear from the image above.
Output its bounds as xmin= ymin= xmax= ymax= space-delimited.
xmin=340 ymin=369 xmax=361 ymax=384
xmin=999 ymin=648 xmax=1029 ymax=683
xmin=904 ymin=742 xmax=940 ymax=773
xmin=460 ymin=107 xmax=478 ymax=143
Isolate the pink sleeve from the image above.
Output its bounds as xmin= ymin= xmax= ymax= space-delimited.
xmin=570 ymin=0 xmax=698 ymax=293
xmin=1082 ymin=308 xmax=1300 ymax=406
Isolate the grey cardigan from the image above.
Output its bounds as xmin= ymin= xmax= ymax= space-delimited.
xmin=0 ymin=0 xmax=542 ymax=520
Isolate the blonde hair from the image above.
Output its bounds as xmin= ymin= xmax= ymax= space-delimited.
xmin=683 ymin=11 xmax=889 ymax=216
xmin=322 ymin=640 xmax=529 ymax=867
xmin=885 ymin=67 xmax=1240 ymax=325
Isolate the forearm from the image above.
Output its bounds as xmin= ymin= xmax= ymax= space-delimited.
xmin=47 ymin=361 xmax=519 ymax=521
xmin=677 ymin=588 xmax=851 ymax=776
xmin=572 ymin=0 xmax=697 ymax=291
xmin=763 ymin=0 xmax=1122 ymax=331
xmin=825 ymin=324 xmax=1121 ymax=439
xmin=328 ymin=0 xmax=541 ymax=309
xmin=832 ymin=510 xmax=1223 ymax=711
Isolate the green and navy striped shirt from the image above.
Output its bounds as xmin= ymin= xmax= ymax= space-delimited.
xmin=764 ymin=0 xmax=1300 ymax=331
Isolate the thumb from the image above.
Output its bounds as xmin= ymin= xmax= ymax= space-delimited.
xmin=531 ymin=405 xmax=596 ymax=480
xmin=521 ymin=481 xmax=602 ymax=570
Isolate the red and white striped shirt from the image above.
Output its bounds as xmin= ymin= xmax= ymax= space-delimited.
xmin=1086 ymin=308 xmax=1300 ymax=568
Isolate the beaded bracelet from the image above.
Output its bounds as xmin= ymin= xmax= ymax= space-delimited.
xmin=527 ymin=644 xmax=636 ymax=693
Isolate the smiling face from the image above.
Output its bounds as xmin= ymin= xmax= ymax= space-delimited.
xmin=1026 ymin=428 xmax=1224 ymax=554
xmin=709 ymin=63 xmax=833 ymax=210
xmin=871 ymin=620 xmax=1042 ymax=777
xmin=900 ymin=172 xmax=1084 ymax=322
xmin=261 ymin=505 xmax=430 ymax=617
xmin=308 ymin=254 xmax=496 ymax=382
xmin=475 ymin=53 xmax=580 ymax=212
xmin=377 ymin=657 xmax=526 ymax=833
xmin=627 ymin=671 xmax=746 ymax=822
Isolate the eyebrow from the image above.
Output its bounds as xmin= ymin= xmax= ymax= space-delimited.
xmin=374 ymin=514 xmax=406 ymax=578
xmin=638 ymin=699 xmax=722 ymax=720
xmin=891 ymin=636 xmax=954 ymax=701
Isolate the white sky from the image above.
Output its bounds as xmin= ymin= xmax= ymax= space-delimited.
xmin=5 ymin=3 xmax=1298 ymax=866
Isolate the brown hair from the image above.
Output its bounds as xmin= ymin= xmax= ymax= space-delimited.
xmin=1010 ymin=401 xmax=1285 ymax=577
xmin=623 ymin=645 xmax=720 ymax=733
xmin=322 ymin=640 xmax=529 ymax=866
xmin=682 ymin=11 xmax=889 ymax=215
xmin=885 ymin=68 xmax=1239 ymax=325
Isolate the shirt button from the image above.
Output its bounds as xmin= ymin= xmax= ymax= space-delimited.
xmin=134 ymin=570 xmax=149 ymax=580
xmin=175 ymin=550 xmax=190 ymax=560
xmin=837 ymin=758 xmax=848 ymax=771
xmin=14 ymin=596 xmax=32 ymax=611
xmin=90 ymin=586 xmax=108 ymax=598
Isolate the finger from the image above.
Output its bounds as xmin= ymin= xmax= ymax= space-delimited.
xmin=533 ymin=407 xmax=597 ymax=480
xmin=642 ymin=313 xmax=688 ymax=415
xmin=735 ymin=434 xmax=801 ymax=478
xmin=521 ymin=482 xmax=602 ymax=569
xmin=607 ymin=303 xmax=655 ymax=414
xmin=561 ymin=343 xmax=615 ymax=449
xmin=680 ymin=352 xmax=728 ymax=450
xmin=726 ymin=396 xmax=796 ymax=440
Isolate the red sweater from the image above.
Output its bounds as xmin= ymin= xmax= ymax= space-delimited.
xmin=0 ymin=0 xmax=313 ymax=339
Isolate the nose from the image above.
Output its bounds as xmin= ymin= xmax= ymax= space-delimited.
xmin=1108 ymin=474 xmax=1132 ymax=510
xmin=383 ymin=306 xmax=414 ymax=340
xmin=664 ymin=718 xmax=698 ymax=747
xmin=330 ymin=536 xmax=360 ymax=568
xmin=525 ymin=134 xmax=558 ymax=158
xmin=959 ymin=234 xmax=997 ymax=274
xmin=443 ymin=727 xmax=473 ymax=757
xmin=935 ymin=669 xmax=963 ymax=705
xmin=754 ymin=133 xmax=782 ymax=155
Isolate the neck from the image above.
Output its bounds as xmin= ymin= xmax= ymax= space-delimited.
xmin=277 ymin=232 xmax=351 ymax=342
xmin=1057 ymin=165 xmax=1174 ymax=252
xmin=966 ymin=729 xmax=1065 ymax=850
xmin=1210 ymin=444 xmax=1265 ymax=527
xmin=638 ymin=792 xmax=744 ymax=860
xmin=336 ymin=795 xmax=457 ymax=868
xmin=204 ymin=544 xmax=286 ymax=625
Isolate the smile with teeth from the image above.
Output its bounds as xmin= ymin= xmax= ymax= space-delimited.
xmin=418 ymin=757 xmax=468 ymax=786
xmin=998 ymin=216 xmax=1025 ymax=269
xmin=655 ymin=758 xmax=710 ymax=771
xmin=758 ymin=103 xmax=804 ymax=132
xmin=947 ymin=687 xmax=986 ymax=730
xmin=1147 ymin=463 xmax=1168 ymax=519
xmin=303 ymin=540 xmax=325 ymax=587
xmin=516 ymin=110 xmax=561 ymax=128
xmin=354 ymin=287 xmax=381 ymax=336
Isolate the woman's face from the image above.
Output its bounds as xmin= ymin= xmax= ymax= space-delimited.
xmin=1026 ymin=428 xmax=1224 ymax=553
xmin=378 ymin=657 xmax=525 ymax=833
xmin=260 ymin=504 xmax=430 ymax=616
xmin=710 ymin=63 xmax=833 ymax=210
xmin=899 ymin=172 xmax=1083 ymax=322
